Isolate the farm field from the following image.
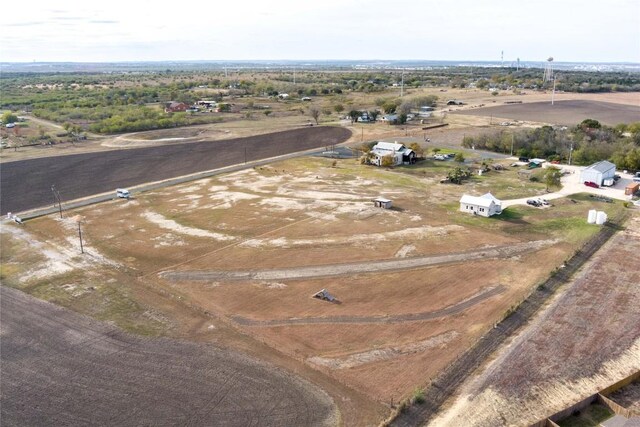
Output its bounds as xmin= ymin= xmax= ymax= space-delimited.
xmin=0 ymin=126 xmax=351 ymax=215
xmin=452 ymin=99 xmax=640 ymax=126
xmin=429 ymin=214 xmax=640 ymax=426
xmin=1 ymin=151 xmax=629 ymax=422
xmin=0 ymin=285 xmax=338 ymax=427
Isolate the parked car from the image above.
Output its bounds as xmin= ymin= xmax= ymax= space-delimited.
xmin=584 ymin=181 xmax=599 ymax=188
xmin=527 ymin=199 xmax=541 ymax=207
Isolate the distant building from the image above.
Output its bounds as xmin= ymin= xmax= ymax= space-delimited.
xmin=459 ymin=193 xmax=502 ymax=217
xmin=580 ymin=160 xmax=616 ymax=186
xmin=380 ymin=114 xmax=399 ymax=124
xmin=164 ymin=102 xmax=190 ymax=113
xmin=369 ymin=141 xmax=415 ymax=166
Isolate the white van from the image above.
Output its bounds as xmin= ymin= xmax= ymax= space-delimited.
xmin=116 ymin=188 xmax=130 ymax=199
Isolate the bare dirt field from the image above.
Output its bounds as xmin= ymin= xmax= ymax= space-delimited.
xmin=452 ymin=100 xmax=640 ymax=126
xmin=0 ymin=126 xmax=351 ymax=215
xmin=0 ymin=285 xmax=337 ymax=427
xmin=428 ymin=213 xmax=640 ymax=427
xmin=2 ymin=150 xmax=628 ymax=421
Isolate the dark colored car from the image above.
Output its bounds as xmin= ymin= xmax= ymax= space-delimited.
xmin=584 ymin=181 xmax=599 ymax=188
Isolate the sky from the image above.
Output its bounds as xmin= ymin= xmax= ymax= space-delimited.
xmin=2 ymin=0 xmax=639 ymax=63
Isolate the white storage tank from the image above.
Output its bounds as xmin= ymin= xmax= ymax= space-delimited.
xmin=587 ymin=210 xmax=597 ymax=224
xmin=595 ymin=211 xmax=607 ymax=225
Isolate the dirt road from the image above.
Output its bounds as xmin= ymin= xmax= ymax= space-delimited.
xmin=0 ymin=286 xmax=337 ymax=426
xmin=0 ymin=126 xmax=351 ymax=215
xmin=231 ymin=285 xmax=505 ymax=326
xmin=160 ymin=239 xmax=556 ymax=282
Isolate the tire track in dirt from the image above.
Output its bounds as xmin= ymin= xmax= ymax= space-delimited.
xmin=231 ymin=285 xmax=505 ymax=327
xmin=160 ymin=239 xmax=556 ymax=283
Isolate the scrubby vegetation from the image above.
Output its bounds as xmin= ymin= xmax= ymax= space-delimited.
xmin=462 ymin=120 xmax=640 ymax=170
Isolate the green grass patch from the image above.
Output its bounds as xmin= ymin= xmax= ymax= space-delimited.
xmin=557 ymin=403 xmax=613 ymax=427
xmin=529 ymin=217 xmax=600 ymax=243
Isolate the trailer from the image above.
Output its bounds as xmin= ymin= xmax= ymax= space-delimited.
xmin=625 ymin=182 xmax=639 ymax=196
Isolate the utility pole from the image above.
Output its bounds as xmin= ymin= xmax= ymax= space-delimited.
xmin=568 ymin=141 xmax=574 ymax=165
xmin=400 ymin=69 xmax=405 ymax=97
xmin=51 ymin=185 xmax=63 ymax=218
xmin=510 ymin=134 xmax=515 ymax=156
xmin=78 ymin=221 xmax=84 ymax=254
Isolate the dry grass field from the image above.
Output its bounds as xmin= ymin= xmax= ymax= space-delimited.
xmin=429 ymin=214 xmax=640 ymax=426
xmin=1 ymin=149 xmax=629 ymax=423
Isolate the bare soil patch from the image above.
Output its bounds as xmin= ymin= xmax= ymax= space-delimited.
xmin=0 ymin=126 xmax=351 ymax=215
xmin=2 ymin=154 xmax=625 ymax=419
xmin=453 ymin=100 xmax=640 ymax=126
xmin=0 ymin=286 xmax=337 ymax=427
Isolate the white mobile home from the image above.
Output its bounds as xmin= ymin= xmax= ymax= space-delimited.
xmin=459 ymin=193 xmax=502 ymax=217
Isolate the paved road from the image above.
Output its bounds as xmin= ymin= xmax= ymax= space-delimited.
xmin=0 ymin=126 xmax=351 ymax=215
xmin=0 ymin=286 xmax=337 ymax=427
xmin=501 ymin=165 xmax=635 ymax=208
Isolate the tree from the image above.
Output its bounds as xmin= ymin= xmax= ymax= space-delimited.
xmin=1 ymin=112 xmax=18 ymax=125
xmin=381 ymin=154 xmax=395 ymax=167
xmin=348 ymin=110 xmax=361 ymax=124
xmin=544 ymin=166 xmax=562 ymax=190
xmin=334 ymin=104 xmax=344 ymax=113
xmin=381 ymin=99 xmax=399 ymax=114
xmin=580 ymin=118 xmax=601 ymax=130
xmin=408 ymin=142 xmax=424 ymax=158
xmin=447 ymin=167 xmax=471 ymax=184
xmin=454 ymin=152 xmax=465 ymax=162
xmin=263 ymin=110 xmax=272 ymax=117
xmin=309 ymin=107 xmax=320 ymax=125
xmin=368 ymin=110 xmax=380 ymax=122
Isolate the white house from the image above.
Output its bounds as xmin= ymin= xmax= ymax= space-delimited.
xmin=370 ymin=141 xmax=415 ymax=166
xmin=580 ymin=160 xmax=616 ymax=186
xmin=459 ymin=193 xmax=502 ymax=217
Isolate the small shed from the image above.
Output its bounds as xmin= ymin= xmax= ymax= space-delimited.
xmin=580 ymin=160 xmax=616 ymax=186
xmin=373 ymin=197 xmax=392 ymax=209
xmin=459 ymin=193 xmax=502 ymax=217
